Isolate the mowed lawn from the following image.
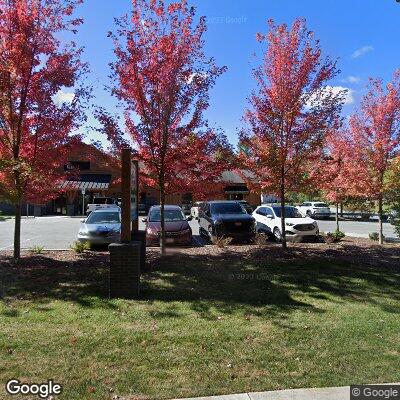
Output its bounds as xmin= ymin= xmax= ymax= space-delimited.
xmin=1 ymin=240 xmax=400 ymax=400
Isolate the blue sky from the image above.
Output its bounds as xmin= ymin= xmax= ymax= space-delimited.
xmin=66 ymin=0 xmax=400 ymax=146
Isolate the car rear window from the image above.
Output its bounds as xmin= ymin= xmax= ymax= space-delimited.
xmin=93 ymin=198 xmax=114 ymax=205
xmin=211 ymin=203 xmax=246 ymax=214
xmin=314 ymin=203 xmax=329 ymax=207
xmin=86 ymin=211 xmax=120 ymax=224
xmin=149 ymin=209 xmax=185 ymax=222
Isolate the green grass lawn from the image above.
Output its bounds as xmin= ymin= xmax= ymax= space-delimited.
xmin=1 ymin=242 xmax=400 ymax=399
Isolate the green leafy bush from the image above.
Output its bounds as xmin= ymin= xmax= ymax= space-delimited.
xmin=30 ymin=245 xmax=44 ymax=254
xmin=325 ymin=230 xmax=345 ymax=243
xmin=369 ymin=232 xmax=385 ymax=241
xmin=70 ymin=241 xmax=91 ymax=253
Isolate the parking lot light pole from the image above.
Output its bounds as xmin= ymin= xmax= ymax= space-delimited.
xmin=81 ymin=188 xmax=86 ymax=217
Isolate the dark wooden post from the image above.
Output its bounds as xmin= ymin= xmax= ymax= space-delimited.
xmin=121 ymin=148 xmax=132 ymax=243
xmin=108 ymin=148 xmax=141 ymax=299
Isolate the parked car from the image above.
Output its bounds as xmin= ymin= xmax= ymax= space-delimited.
xmin=86 ymin=197 xmax=118 ymax=215
xmin=252 ymin=205 xmax=319 ymax=242
xmin=143 ymin=205 xmax=193 ymax=247
xmin=77 ymin=208 xmax=121 ymax=245
xmin=198 ymin=200 xmax=256 ymax=243
xmin=190 ymin=201 xmax=204 ymax=220
xmin=297 ymin=201 xmax=331 ymax=219
xmin=238 ymin=200 xmax=253 ymax=214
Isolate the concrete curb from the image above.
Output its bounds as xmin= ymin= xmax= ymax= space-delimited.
xmin=175 ymin=383 xmax=400 ymax=400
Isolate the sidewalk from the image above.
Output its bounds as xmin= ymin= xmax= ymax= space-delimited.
xmin=175 ymin=383 xmax=399 ymax=400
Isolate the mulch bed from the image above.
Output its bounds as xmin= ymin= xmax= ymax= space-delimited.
xmin=1 ymin=237 xmax=398 ymax=270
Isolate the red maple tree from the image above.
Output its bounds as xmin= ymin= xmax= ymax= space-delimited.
xmin=105 ymin=0 xmax=231 ymax=253
xmin=345 ymin=71 xmax=400 ymax=244
xmin=0 ymin=0 xmax=89 ymax=258
xmin=239 ymin=18 xmax=345 ymax=248
xmin=316 ymin=128 xmax=350 ymax=232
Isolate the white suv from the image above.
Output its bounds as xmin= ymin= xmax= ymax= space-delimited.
xmin=297 ymin=202 xmax=331 ymax=219
xmin=252 ymin=205 xmax=319 ymax=242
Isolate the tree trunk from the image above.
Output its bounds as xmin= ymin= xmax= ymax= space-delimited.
xmin=378 ymin=196 xmax=383 ymax=245
xmin=280 ymin=182 xmax=287 ymax=249
xmin=336 ymin=202 xmax=340 ymax=232
xmin=14 ymin=201 xmax=22 ymax=259
xmin=340 ymin=202 xmax=343 ymax=217
xmin=159 ymin=186 xmax=166 ymax=255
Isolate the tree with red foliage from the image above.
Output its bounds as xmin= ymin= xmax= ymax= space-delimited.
xmin=345 ymin=71 xmax=400 ymax=244
xmin=106 ymin=0 xmax=230 ymax=253
xmin=0 ymin=0 xmax=89 ymax=258
xmin=239 ymin=18 xmax=345 ymax=248
xmin=317 ymin=128 xmax=350 ymax=232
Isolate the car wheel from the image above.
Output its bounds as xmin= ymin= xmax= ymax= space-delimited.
xmin=273 ymin=227 xmax=282 ymax=242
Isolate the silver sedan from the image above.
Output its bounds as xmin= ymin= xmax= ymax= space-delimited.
xmin=77 ymin=208 xmax=121 ymax=246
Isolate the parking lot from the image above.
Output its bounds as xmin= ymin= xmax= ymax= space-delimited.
xmin=0 ymin=215 xmax=397 ymax=250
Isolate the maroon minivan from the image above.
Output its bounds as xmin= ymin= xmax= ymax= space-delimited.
xmin=143 ymin=205 xmax=193 ymax=247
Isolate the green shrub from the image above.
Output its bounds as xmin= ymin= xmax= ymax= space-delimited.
xmin=369 ymin=232 xmax=385 ymax=241
xmin=70 ymin=241 xmax=91 ymax=253
xmin=325 ymin=230 xmax=345 ymax=243
xmin=30 ymin=245 xmax=44 ymax=254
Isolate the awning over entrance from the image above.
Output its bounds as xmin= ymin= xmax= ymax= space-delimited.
xmin=224 ymin=185 xmax=249 ymax=194
xmin=61 ymin=174 xmax=112 ymax=190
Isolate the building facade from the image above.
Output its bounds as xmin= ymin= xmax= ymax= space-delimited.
xmin=0 ymin=143 xmax=262 ymax=216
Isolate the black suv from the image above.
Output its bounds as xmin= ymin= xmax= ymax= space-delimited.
xmin=199 ymin=200 xmax=256 ymax=242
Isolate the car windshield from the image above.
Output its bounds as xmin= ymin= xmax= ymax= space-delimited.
xmin=314 ymin=203 xmax=329 ymax=208
xmin=149 ymin=209 xmax=185 ymax=222
xmin=211 ymin=203 xmax=246 ymax=214
xmin=86 ymin=211 xmax=120 ymax=224
xmin=272 ymin=206 xmax=303 ymax=218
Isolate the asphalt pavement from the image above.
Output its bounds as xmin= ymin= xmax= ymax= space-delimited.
xmin=0 ymin=215 xmax=397 ymax=250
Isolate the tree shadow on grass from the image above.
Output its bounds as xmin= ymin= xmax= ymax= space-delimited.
xmin=141 ymin=242 xmax=400 ymax=319
xmin=1 ymin=242 xmax=399 ymax=320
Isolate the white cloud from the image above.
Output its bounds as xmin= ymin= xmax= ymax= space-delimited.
xmin=306 ymin=86 xmax=354 ymax=108
xmin=186 ymin=72 xmax=208 ymax=84
xmin=351 ymin=45 xmax=374 ymax=59
xmin=341 ymin=75 xmax=361 ymax=84
xmin=53 ymin=90 xmax=75 ymax=105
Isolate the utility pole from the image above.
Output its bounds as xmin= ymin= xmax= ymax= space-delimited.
xmin=82 ymin=188 xmax=86 ymax=216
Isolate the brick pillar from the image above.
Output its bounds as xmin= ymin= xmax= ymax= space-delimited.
xmin=109 ymin=242 xmax=141 ymax=299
